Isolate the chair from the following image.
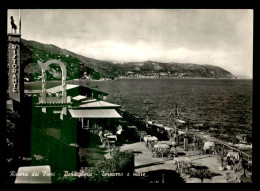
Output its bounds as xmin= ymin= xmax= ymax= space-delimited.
xmin=151 ymin=147 xmax=162 ymax=158
xmin=169 ymin=147 xmax=176 ymax=157
xmin=137 ymin=131 xmax=147 ymax=142
xmin=163 ymin=148 xmax=172 ymax=159
xmin=109 ymin=143 xmax=120 ymax=156
xmin=99 ymin=132 xmax=109 ymax=148
xmin=147 ymin=140 xmax=156 ymax=150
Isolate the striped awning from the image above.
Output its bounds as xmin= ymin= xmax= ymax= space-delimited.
xmin=68 ymin=109 xmax=122 ymax=119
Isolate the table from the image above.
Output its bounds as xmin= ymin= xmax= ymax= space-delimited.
xmin=203 ymin=141 xmax=215 ymax=150
xmin=173 ymin=157 xmax=192 ymax=164
xmin=143 ymin=136 xmax=158 ymax=143
xmin=154 ymin=143 xmax=170 ymax=149
xmin=144 ymin=136 xmax=158 ymax=150
xmin=152 ymin=144 xmax=171 ymax=158
xmin=106 ymin=135 xmax=117 ymax=141
xmin=178 ymin=130 xmax=186 ymax=135
xmin=227 ymin=152 xmax=240 ymax=161
xmin=127 ymin=126 xmax=137 ymax=130
xmin=165 ymin=141 xmax=174 ymax=147
xmin=104 ymin=133 xmax=112 ymax=137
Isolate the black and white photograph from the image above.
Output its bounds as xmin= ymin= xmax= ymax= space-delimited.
xmin=3 ymin=9 xmax=253 ymax=184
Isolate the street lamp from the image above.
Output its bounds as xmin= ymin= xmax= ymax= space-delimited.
xmin=168 ymin=107 xmax=177 ymax=135
xmin=143 ymin=97 xmax=153 ymax=128
xmin=168 ymin=105 xmax=182 ymax=145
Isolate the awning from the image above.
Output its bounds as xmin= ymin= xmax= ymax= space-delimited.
xmin=79 ymin=101 xmax=121 ymax=108
xmin=68 ymin=109 xmax=122 ymax=119
xmin=46 ymin=84 xmax=79 ymax=93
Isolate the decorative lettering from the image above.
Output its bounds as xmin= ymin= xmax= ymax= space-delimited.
xmin=11 ymin=43 xmax=19 ymax=93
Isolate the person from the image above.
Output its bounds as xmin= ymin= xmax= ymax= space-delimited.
xmin=116 ymin=124 xmax=123 ymax=142
xmin=10 ymin=16 xmax=17 ymax=33
xmin=98 ymin=130 xmax=103 ymax=138
xmin=116 ymin=124 xmax=123 ymax=135
xmin=172 ymin=137 xmax=178 ymax=156
xmin=194 ymin=136 xmax=198 ymax=150
xmin=226 ymin=156 xmax=233 ymax=166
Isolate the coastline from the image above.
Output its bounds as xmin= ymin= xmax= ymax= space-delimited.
xmin=116 ymin=77 xmax=252 ymax=80
xmin=90 ymin=77 xmax=252 ymax=81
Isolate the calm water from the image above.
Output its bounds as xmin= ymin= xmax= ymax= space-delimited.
xmin=90 ymin=79 xmax=252 ymax=134
xmin=24 ymin=78 xmax=252 ymax=135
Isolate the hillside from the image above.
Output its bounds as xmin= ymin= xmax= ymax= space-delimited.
xmin=20 ymin=39 xmax=236 ymax=81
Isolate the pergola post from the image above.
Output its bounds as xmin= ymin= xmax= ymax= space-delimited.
xmin=82 ymin=118 xmax=84 ymax=129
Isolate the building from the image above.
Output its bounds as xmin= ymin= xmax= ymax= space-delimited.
xmin=23 ymin=83 xmax=122 ymax=144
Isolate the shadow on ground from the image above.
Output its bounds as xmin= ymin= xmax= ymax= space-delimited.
xmin=176 ymin=152 xmax=186 ymax=156
xmin=79 ymin=147 xmax=108 ymax=167
xmin=135 ymin=161 xmax=165 ymax=169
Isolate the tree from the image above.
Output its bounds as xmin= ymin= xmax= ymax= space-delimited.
xmin=4 ymin=109 xmax=21 ymax=183
xmin=190 ymin=166 xmax=212 ymax=183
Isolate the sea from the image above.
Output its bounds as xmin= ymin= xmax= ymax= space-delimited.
xmin=89 ymin=78 xmax=252 ymax=136
xmin=24 ymin=78 xmax=253 ymax=138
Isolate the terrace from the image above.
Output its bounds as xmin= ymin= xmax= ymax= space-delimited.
xmin=91 ymin=121 xmax=252 ymax=183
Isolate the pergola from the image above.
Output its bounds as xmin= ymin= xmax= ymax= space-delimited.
xmin=68 ymin=100 xmax=122 ymax=129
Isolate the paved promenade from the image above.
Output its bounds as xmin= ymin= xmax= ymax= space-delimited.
xmin=113 ymin=141 xmax=241 ymax=183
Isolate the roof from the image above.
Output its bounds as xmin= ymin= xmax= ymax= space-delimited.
xmin=72 ymin=95 xmax=87 ymax=101
xmin=24 ymin=90 xmax=42 ymax=94
xmin=46 ymin=84 xmax=79 ymax=93
xmin=79 ymin=101 xmax=121 ymax=108
xmin=68 ymin=109 xmax=122 ymax=118
xmin=82 ymin=98 xmax=97 ymax=103
xmin=89 ymin=88 xmax=109 ymax=96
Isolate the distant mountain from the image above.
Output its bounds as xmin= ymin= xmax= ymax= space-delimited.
xmin=235 ymin=75 xmax=252 ymax=79
xmin=20 ymin=39 xmax=236 ymax=81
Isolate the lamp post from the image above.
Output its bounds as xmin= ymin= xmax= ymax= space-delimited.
xmin=169 ymin=105 xmax=184 ymax=145
xmin=143 ymin=97 xmax=153 ymax=128
xmin=169 ymin=108 xmax=177 ymax=137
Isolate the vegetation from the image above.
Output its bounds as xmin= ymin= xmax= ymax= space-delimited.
xmin=4 ymin=109 xmax=20 ymax=183
xmin=186 ymin=165 xmax=221 ymax=183
xmin=75 ymin=151 xmax=134 ymax=183
xmin=189 ymin=168 xmax=213 ymax=183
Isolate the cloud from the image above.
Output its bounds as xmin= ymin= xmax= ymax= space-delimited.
xmin=66 ymin=40 xmax=250 ymax=77
xmin=8 ymin=9 xmax=253 ymax=78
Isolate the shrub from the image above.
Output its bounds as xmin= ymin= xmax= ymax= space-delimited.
xmin=190 ymin=168 xmax=212 ymax=183
xmin=86 ymin=151 xmax=134 ymax=183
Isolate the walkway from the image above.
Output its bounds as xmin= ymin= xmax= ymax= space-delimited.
xmin=112 ymin=141 xmax=241 ymax=183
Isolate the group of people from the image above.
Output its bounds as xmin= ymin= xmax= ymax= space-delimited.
xmin=202 ymin=140 xmax=216 ymax=155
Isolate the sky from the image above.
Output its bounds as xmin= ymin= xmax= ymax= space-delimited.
xmin=8 ymin=9 xmax=253 ymax=78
